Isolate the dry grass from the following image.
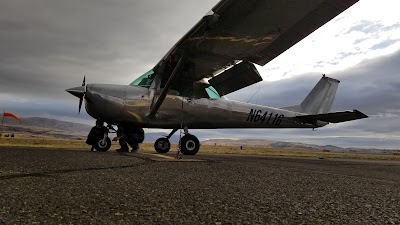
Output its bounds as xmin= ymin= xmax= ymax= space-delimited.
xmin=1 ymin=136 xmax=400 ymax=161
xmin=0 ymin=136 xmax=88 ymax=150
xmin=0 ymin=135 xmax=158 ymax=152
xmin=196 ymin=145 xmax=400 ymax=160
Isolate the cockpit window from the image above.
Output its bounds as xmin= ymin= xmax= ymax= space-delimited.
xmin=130 ymin=70 xmax=155 ymax=88
xmin=131 ymin=70 xmax=222 ymax=99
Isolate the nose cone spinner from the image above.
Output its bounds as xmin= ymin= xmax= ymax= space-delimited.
xmin=66 ymin=86 xmax=85 ymax=98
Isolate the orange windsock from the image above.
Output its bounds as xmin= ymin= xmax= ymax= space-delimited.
xmin=3 ymin=112 xmax=19 ymax=120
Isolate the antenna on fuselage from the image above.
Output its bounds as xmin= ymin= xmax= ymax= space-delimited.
xmin=247 ymin=87 xmax=262 ymax=103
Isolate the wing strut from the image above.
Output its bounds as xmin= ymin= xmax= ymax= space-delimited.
xmin=147 ymin=56 xmax=185 ymax=118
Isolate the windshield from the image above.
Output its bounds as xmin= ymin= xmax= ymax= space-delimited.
xmin=130 ymin=70 xmax=222 ymax=99
xmin=130 ymin=70 xmax=155 ymax=88
xmin=205 ymin=86 xmax=221 ymax=99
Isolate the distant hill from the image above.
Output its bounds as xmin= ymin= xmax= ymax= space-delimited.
xmin=202 ymin=138 xmax=353 ymax=151
xmin=3 ymin=117 xmax=92 ymax=131
xmin=2 ymin=117 xmax=91 ymax=139
xmin=0 ymin=117 xmax=180 ymax=142
xmin=202 ymin=139 xmax=326 ymax=149
xmin=1 ymin=117 xmax=393 ymax=152
xmin=202 ymin=139 xmax=396 ymax=152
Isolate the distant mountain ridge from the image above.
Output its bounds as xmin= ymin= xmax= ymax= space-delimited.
xmin=203 ymin=138 xmax=326 ymax=149
xmin=1 ymin=117 xmax=179 ymax=142
xmin=3 ymin=117 xmax=92 ymax=131
xmin=1 ymin=117 xmax=392 ymax=152
xmin=202 ymin=139 xmax=392 ymax=152
xmin=2 ymin=117 xmax=91 ymax=138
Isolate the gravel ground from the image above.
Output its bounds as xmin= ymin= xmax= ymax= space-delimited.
xmin=0 ymin=147 xmax=400 ymax=224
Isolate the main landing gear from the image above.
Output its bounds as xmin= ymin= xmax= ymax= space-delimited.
xmin=154 ymin=127 xmax=200 ymax=155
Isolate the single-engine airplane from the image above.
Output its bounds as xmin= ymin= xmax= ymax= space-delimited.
xmin=67 ymin=0 xmax=367 ymax=154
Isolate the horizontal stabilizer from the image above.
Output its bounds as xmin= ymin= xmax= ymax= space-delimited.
xmin=295 ymin=110 xmax=368 ymax=124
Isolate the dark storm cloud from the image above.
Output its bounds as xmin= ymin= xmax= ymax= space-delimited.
xmin=0 ymin=0 xmax=217 ymax=124
xmin=0 ymin=0 xmax=219 ymax=100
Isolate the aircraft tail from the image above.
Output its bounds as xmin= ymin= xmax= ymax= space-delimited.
xmin=283 ymin=76 xmax=339 ymax=114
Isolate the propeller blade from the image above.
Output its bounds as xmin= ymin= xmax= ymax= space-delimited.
xmin=78 ymin=97 xmax=83 ymax=114
xmin=67 ymin=76 xmax=86 ymax=115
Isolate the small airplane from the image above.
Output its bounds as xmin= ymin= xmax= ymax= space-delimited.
xmin=67 ymin=0 xmax=367 ymax=154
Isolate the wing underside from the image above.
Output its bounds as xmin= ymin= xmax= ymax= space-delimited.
xmin=143 ymin=0 xmax=359 ymax=115
xmin=170 ymin=0 xmax=359 ymax=81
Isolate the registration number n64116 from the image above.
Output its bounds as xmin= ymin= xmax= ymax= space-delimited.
xmin=247 ymin=109 xmax=284 ymax=125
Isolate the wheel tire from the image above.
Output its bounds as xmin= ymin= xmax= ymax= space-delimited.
xmin=180 ymin=134 xmax=200 ymax=155
xmin=154 ymin=138 xmax=171 ymax=153
xmin=95 ymin=137 xmax=111 ymax=152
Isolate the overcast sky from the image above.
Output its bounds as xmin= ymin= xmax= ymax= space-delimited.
xmin=1 ymin=0 xmax=400 ymax=149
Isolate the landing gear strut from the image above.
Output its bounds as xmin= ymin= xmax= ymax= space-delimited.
xmin=154 ymin=128 xmax=201 ymax=155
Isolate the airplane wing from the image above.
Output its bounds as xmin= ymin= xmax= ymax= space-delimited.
xmin=295 ymin=110 xmax=368 ymax=124
xmin=147 ymin=0 xmax=359 ymax=117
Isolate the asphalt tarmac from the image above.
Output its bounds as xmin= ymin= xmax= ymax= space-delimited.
xmin=1 ymin=147 xmax=400 ymax=224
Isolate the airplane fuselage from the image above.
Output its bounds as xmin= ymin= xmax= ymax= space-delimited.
xmin=84 ymin=84 xmax=327 ymax=129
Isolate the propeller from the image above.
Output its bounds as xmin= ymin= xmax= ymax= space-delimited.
xmin=66 ymin=76 xmax=86 ymax=114
xmin=78 ymin=76 xmax=86 ymax=114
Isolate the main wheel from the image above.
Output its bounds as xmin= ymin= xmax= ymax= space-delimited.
xmin=154 ymin=138 xmax=171 ymax=153
xmin=95 ymin=137 xmax=111 ymax=152
xmin=180 ymin=134 xmax=200 ymax=155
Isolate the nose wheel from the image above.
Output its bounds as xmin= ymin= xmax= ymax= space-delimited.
xmin=95 ymin=136 xmax=111 ymax=152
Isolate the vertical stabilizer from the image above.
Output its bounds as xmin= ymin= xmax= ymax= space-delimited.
xmin=283 ymin=76 xmax=340 ymax=114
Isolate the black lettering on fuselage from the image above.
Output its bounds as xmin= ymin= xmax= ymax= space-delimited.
xmin=247 ymin=109 xmax=256 ymax=121
xmin=247 ymin=109 xmax=285 ymax=125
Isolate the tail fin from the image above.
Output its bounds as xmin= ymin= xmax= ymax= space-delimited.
xmin=283 ymin=76 xmax=339 ymax=114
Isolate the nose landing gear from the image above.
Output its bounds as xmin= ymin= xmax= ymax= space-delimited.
xmin=95 ymin=134 xmax=112 ymax=152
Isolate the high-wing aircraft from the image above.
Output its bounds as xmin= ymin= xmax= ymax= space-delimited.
xmin=67 ymin=0 xmax=367 ymax=154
